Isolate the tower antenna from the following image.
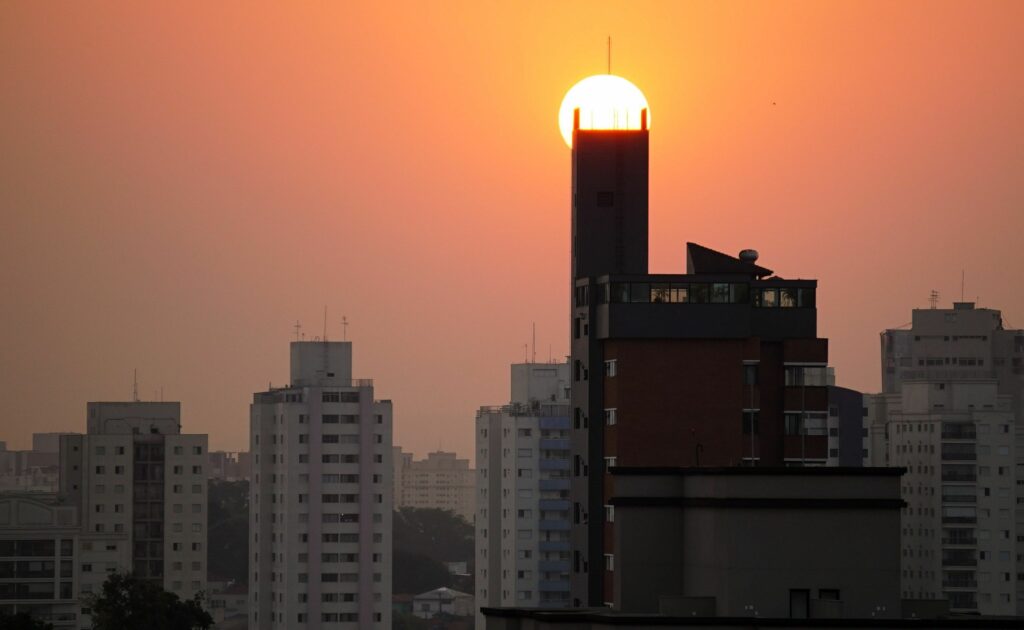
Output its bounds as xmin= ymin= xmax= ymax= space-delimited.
xmin=607 ymin=36 xmax=611 ymax=74
xmin=293 ymin=320 xmax=302 ymax=342
xmin=323 ymin=306 xmax=328 ymax=342
xmin=132 ymin=369 xmax=139 ymax=402
xmin=961 ymin=269 xmax=965 ymax=303
xmin=929 ymin=290 xmax=939 ymax=310
xmin=342 ymin=316 xmax=349 ymax=342
xmin=532 ymin=322 xmax=536 ymax=363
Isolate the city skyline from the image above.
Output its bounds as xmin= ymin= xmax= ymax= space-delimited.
xmin=3 ymin=2 xmax=1023 ymax=461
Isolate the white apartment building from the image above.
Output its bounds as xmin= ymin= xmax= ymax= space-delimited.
xmin=59 ymin=401 xmax=208 ymax=628
xmin=475 ymin=362 xmax=571 ymax=628
xmin=393 ymin=449 xmax=474 ymax=523
xmin=250 ymin=341 xmax=392 ymax=629
xmin=867 ymin=302 xmax=1024 ymax=615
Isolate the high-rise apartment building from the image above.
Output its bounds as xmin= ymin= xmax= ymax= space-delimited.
xmin=475 ymin=362 xmax=571 ymax=627
xmin=59 ymin=402 xmax=208 ymax=625
xmin=250 ymin=341 xmax=392 ymax=629
xmin=567 ymin=87 xmax=829 ymax=607
xmin=867 ymin=302 xmax=1024 ymax=614
xmin=393 ymin=449 xmax=474 ymax=523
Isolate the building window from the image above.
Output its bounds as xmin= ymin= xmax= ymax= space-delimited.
xmin=604 ymin=554 xmax=614 ymax=571
xmin=742 ymin=411 xmax=758 ymax=435
xmin=604 ymin=359 xmax=617 ymax=377
xmin=605 ymin=408 xmax=617 ymax=426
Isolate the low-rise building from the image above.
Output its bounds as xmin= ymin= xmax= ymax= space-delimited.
xmin=413 ymin=587 xmax=474 ymax=619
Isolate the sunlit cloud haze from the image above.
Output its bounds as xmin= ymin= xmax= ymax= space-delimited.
xmin=1 ymin=2 xmax=1022 ymax=460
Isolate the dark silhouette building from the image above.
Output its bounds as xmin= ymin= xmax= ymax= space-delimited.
xmin=568 ymin=108 xmax=830 ymax=607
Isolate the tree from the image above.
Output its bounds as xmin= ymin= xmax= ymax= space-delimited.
xmin=86 ymin=572 xmax=212 ymax=630
xmin=0 ymin=611 xmax=54 ymax=630
xmin=393 ymin=507 xmax=473 ymax=565
xmin=207 ymin=479 xmax=249 ymax=585
xmin=393 ymin=549 xmax=453 ymax=595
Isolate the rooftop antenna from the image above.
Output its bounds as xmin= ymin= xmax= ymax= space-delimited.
xmin=323 ymin=306 xmax=328 ymax=342
xmin=607 ymin=36 xmax=611 ymax=74
xmin=293 ymin=320 xmax=302 ymax=342
xmin=532 ymin=322 xmax=537 ymax=363
xmin=961 ymin=269 xmax=965 ymax=303
xmin=132 ymin=369 xmax=139 ymax=402
xmin=342 ymin=316 xmax=349 ymax=342
xmin=929 ymin=290 xmax=939 ymax=310
xmin=523 ymin=344 xmax=529 ymax=363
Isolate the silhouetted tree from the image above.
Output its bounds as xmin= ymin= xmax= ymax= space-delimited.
xmin=207 ymin=479 xmax=249 ymax=584
xmin=86 ymin=572 xmax=212 ymax=630
xmin=393 ymin=549 xmax=453 ymax=594
xmin=393 ymin=507 xmax=473 ymax=565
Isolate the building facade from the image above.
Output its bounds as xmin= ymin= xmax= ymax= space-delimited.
xmin=567 ymin=92 xmax=829 ymax=607
xmin=867 ymin=302 xmax=1024 ymax=614
xmin=58 ymin=401 xmax=208 ymax=628
xmin=476 ymin=362 xmax=571 ymax=627
xmin=0 ymin=493 xmax=80 ymax=628
xmin=250 ymin=341 xmax=392 ymax=629
xmin=393 ymin=449 xmax=474 ymax=523
xmin=827 ymin=385 xmax=869 ymax=467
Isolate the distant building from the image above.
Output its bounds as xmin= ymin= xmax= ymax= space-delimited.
xmin=0 ymin=433 xmax=74 ymax=494
xmin=867 ymin=302 xmax=1024 ymax=615
xmin=208 ymin=450 xmax=250 ymax=482
xmin=0 ymin=493 xmax=80 ymax=628
xmin=475 ymin=361 xmax=571 ymax=627
xmin=393 ymin=449 xmax=474 ymax=522
xmin=58 ymin=401 xmax=208 ymax=626
xmin=207 ymin=580 xmax=248 ymax=627
xmin=412 ymin=586 xmax=474 ymax=619
xmin=250 ymin=341 xmax=393 ymax=629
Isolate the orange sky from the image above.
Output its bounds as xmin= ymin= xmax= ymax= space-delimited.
xmin=2 ymin=2 xmax=1022 ymax=461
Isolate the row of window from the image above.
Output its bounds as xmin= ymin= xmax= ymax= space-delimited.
xmin=582 ymin=282 xmax=816 ymax=308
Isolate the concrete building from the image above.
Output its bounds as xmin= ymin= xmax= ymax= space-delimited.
xmin=827 ymin=385 xmax=869 ymax=467
xmin=0 ymin=434 xmax=72 ymax=494
xmin=250 ymin=341 xmax=392 ymax=629
xmin=476 ymin=362 xmax=572 ymax=627
xmin=208 ymin=450 xmax=250 ymax=482
xmin=867 ymin=302 xmax=1024 ymax=615
xmin=412 ymin=586 xmax=474 ymax=619
xmin=58 ymin=401 xmax=208 ymax=627
xmin=484 ymin=467 xmax=914 ymax=627
xmin=567 ymin=83 xmax=829 ymax=607
xmin=393 ymin=449 xmax=474 ymax=523
xmin=0 ymin=493 xmax=80 ymax=628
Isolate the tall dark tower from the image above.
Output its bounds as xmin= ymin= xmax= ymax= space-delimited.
xmin=569 ymin=107 xmax=649 ymax=607
xmin=564 ymin=75 xmax=827 ymax=609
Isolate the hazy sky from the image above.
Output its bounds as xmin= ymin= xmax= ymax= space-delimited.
xmin=2 ymin=2 xmax=1022 ymax=460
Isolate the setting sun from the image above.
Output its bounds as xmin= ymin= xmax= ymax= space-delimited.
xmin=558 ymin=74 xmax=650 ymax=148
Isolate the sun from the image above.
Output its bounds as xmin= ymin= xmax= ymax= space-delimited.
xmin=558 ymin=74 xmax=650 ymax=148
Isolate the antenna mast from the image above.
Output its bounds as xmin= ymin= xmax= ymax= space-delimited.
xmin=342 ymin=316 xmax=349 ymax=342
xmin=929 ymin=290 xmax=939 ymax=310
xmin=293 ymin=320 xmax=302 ymax=342
xmin=532 ymin=323 xmax=536 ymax=363
xmin=323 ymin=306 xmax=328 ymax=342
xmin=132 ymin=369 xmax=139 ymax=402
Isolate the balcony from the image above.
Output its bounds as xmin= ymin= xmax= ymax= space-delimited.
xmin=539 ymin=560 xmax=570 ymax=572
xmin=539 ymin=541 xmax=570 ymax=552
xmin=539 ymin=499 xmax=570 ymax=511
xmin=941 ymin=452 xmax=976 ymax=461
xmin=941 ymin=495 xmax=976 ymax=504
xmin=539 ymin=580 xmax=571 ymax=593
xmin=941 ymin=558 xmax=977 ymax=568
xmin=941 ymin=538 xmax=977 ymax=546
xmin=539 ymin=459 xmax=571 ymax=471
xmin=539 ymin=417 xmax=571 ymax=430
xmin=539 ymin=479 xmax=570 ymax=491
xmin=539 ymin=519 xmax=571 ymax=531
xmin=540 ymin=439 xmax=571 ymax=451
xmin=942 ymin=580 xmax=978 ymax=589
xmin=941 ymin=516 xmax=977 ymax=525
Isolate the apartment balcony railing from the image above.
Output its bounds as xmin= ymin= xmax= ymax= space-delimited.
xmin=539 ymin=479 xmax=570 ymax=491
xmin=538 ymin=560 xmax=571 ymax=572
xmin=942 ymin=580 xmax=977 ymax=589
xmin=538 ymin=541 xmax=570 ymax=552
xmin=941 ymin=516 xmax=977 ymax=525
xmin=540 ymin=438 xmax=571 ymax=451
xmin=539 ymin=459 xmax=571 ymax=471
xmin=539 ymin=519 xmax=571 ymax=531
xmin=941 ymin=452 xmax=976 ymax=461
xmin=539 ymin=580 xmax=571 ymax=593
xmin=941 ymin=558 xmax=977 ymax=568
xmin=941 ymin=495 xmax=976 ymax=504
xmin=941 ymin=472 xmax=976 ymax=482
xmin=941 ymin=538 xmax=978 ymax=546
xmin=539 ymin=499 xmax=571 ymax=511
